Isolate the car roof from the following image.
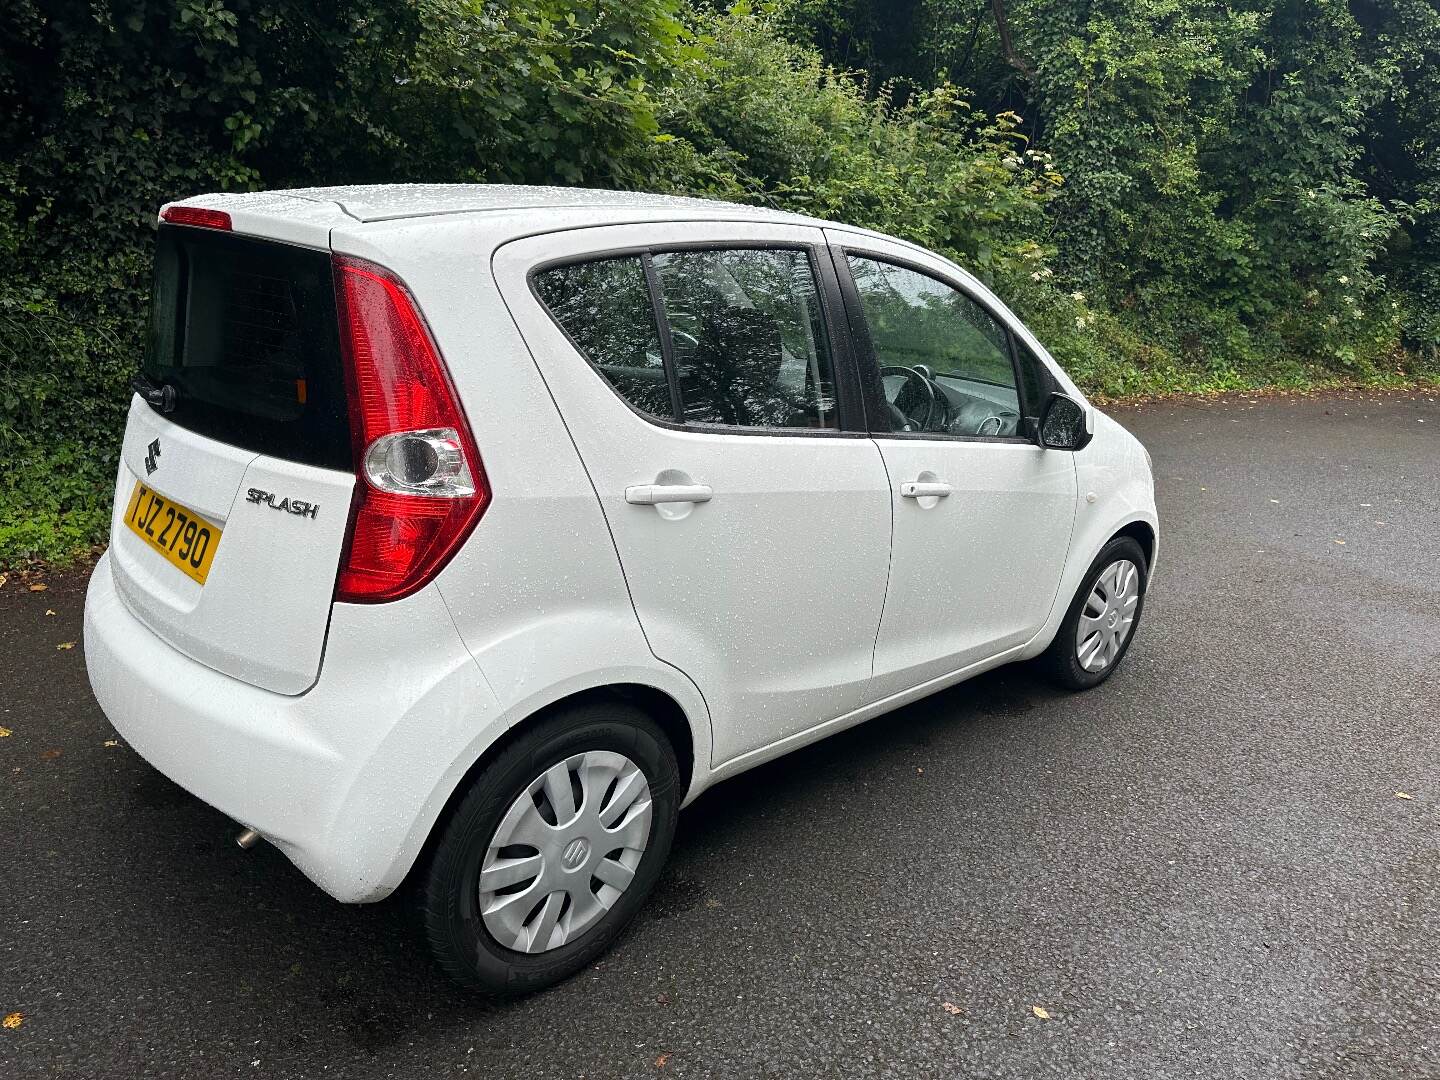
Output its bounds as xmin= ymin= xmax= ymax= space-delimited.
xmin=275 ymin=183 xmax=819 ymax=226
xmin=166 ymin=183 xmax=937 ymax=274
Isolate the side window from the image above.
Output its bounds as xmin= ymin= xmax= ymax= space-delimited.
xmin=533 ymin=256 xmax=670 ymax=419
xmin=846 ymin=255 xmax=1022 ymax=438
xmin=651 ymin=248 xmax=838 ymax=430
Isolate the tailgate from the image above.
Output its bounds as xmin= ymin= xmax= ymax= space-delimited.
xmin=107 ymin=221 xmax=355 ymax=695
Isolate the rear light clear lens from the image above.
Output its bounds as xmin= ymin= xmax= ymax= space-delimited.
xmin=333 ymin=255 xmax=489 ymax=603
xmin=362 ymin=427 xmax=475 ymax=496
xmin=160 ymin=205 xmax=232 ymax=230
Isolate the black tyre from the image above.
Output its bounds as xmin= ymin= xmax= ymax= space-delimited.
xmin=1041 ymin=536 xmax=1148 ymax=690
xmin=419 ymin=701 xmax=680 ymax=994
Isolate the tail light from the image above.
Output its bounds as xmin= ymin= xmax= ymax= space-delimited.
xmin=332 ymin=254 xmax=490 ymax=602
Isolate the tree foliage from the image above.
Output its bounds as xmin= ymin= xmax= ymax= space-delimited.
xmin=1 ymin=0 xmax=1436 ymax=564
xmin=779 ymin=0 xmax=1440 ymax=370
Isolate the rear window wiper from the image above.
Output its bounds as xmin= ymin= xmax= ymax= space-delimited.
xmin=132 ymin=373 xmax=178 ymax=413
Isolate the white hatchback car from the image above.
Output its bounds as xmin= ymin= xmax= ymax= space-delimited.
xmin=85 ymin=185 xmax=1157 ymax=993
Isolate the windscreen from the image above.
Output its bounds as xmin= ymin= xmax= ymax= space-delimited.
xmin=143 ymin=224 xmax=351 ymax=469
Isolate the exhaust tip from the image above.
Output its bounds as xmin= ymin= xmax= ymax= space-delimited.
xmin=235 ymin=828 xmax=262 ymax=850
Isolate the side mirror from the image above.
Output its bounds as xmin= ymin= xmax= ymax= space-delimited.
xmin=1038 ymin=393 xmax=1093 ymax=451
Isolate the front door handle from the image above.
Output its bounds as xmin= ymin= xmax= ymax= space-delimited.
xmin=900 ymin=480 xmax=953 ymax=499
xmin=625 ymin=483 xmax=713 ymax=505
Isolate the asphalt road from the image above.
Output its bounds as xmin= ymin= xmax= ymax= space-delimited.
xmin=3 ymin=390 xmax=1438 ymax=1080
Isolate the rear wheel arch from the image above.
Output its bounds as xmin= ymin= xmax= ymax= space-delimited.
xmin=409 ymin=683 xmax=697 ymax=884
xmin=580 ymin=683 xmax=695 ymax=796
xmin=418 ymin=694 xmax=683 ymax=991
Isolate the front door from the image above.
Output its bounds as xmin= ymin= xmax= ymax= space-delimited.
xmin=829 ymin=233 xmax=1079 ymax=699
xmin=495 ymin=222 xmax=893 ymax=765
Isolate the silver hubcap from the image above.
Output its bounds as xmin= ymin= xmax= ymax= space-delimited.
xmin=1076 ymin=559 xmax=1141 ymax=672
xmin=479 ymin=751 xmax=653 ymax=954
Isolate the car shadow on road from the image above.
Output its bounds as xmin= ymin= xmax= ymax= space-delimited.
xmin=106 ymin=660 xmax=1064 ymax=1052
xmin=670 ymin=663 xmax=1060 ymax=850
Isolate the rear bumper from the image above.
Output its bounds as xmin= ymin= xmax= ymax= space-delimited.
xmin=84 ymin=551 xmax=504 ymax=902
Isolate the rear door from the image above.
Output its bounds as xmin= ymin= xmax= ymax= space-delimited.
xmin=829 ymin=232 xmax=1078 ymax=698
xmin=107 ymin=221 xmax=354 ymax=694
xmin=495 ymin=222 xmax=892 ymax=765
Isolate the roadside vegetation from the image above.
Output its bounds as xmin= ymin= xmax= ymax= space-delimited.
xmin=3 ymin=0 xmax=1437 ymax=564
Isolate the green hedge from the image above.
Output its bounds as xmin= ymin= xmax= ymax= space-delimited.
xmin=2 ymin=0 xmax=1436 ymax=566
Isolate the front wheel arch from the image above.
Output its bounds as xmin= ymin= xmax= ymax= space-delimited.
xmin=1112 ymin=520 xmax=1156 ymax=577
xmin=1039 ymin=535 xmax=1149 ymax=690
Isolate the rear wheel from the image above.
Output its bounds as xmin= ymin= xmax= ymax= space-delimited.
xmin=419 ymin=701 xmax=680 ymax=994
xmin=1041 ymin=536 xmax=1148 ymax=690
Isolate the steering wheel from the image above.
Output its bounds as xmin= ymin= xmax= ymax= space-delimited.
xmin=879 ymin=365 xmax=951 ymax=433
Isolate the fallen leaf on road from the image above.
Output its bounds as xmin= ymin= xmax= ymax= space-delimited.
xmin=29 ymin=583 xmax=46 ymax=592
xmin=2 ymin=1012 xmax=21 ymax=1029
xmin=103 ymin=740 xmax=119 ymax=748
xmin=1334 ymin=539 xmax=1346 ymax=545
xmin=40 ymin=749 xmax=62 ymax=761
xmin=0 ymin=727 xmax=11 ymax=738
xmin=1396 ymin=791 xmax=1415 ymax=800
xmin=44 ymin=610 xmax=56 ymax=616
xmin=942 ymin=1002 xmax=964 ymax=1015
xmin=56 ymin=642 xmax=76 ymax=651
xmin=655 ymin=1052 xmax=671 ymax=1068
xmin=1031 ymin=1005 xmax=1052 ymax=1020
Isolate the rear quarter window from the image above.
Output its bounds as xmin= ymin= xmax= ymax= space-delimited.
xmin=532 ymin=256 xmax=670 ymax=419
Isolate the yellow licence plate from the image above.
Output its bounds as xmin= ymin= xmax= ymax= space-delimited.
xmin=122 ymin=480 xmax=222 ymax=585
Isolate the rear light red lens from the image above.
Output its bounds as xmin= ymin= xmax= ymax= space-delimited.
xmin=160 ymin=206 xmax=232 ymax=230
xmin=333 ymin=254 xmax=489 ymax=602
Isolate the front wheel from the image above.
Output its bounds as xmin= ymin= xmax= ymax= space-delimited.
xmin=418 ymin=702 xmax=680 ymax=994
xmin=1041 ymin=536 xmax=1148 ymax=690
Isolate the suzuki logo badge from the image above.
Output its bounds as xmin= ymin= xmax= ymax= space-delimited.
xmin=560 ymin=837 xmax=591 ymax=871
xmin=144 ymin=438 xmax=161 ymax=476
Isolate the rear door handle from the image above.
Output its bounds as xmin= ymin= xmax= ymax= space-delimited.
xmin=900 ymin=480 xmax=953 ymax=499
xmin=625 ymin=483 xmax=713 ymax=505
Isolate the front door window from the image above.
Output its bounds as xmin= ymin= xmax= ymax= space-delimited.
xmin=846 ymin=255 xmax=1022 ymax=439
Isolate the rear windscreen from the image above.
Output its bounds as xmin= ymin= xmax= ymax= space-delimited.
xmin=143 ymin=224 xmax=351 ymax=469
